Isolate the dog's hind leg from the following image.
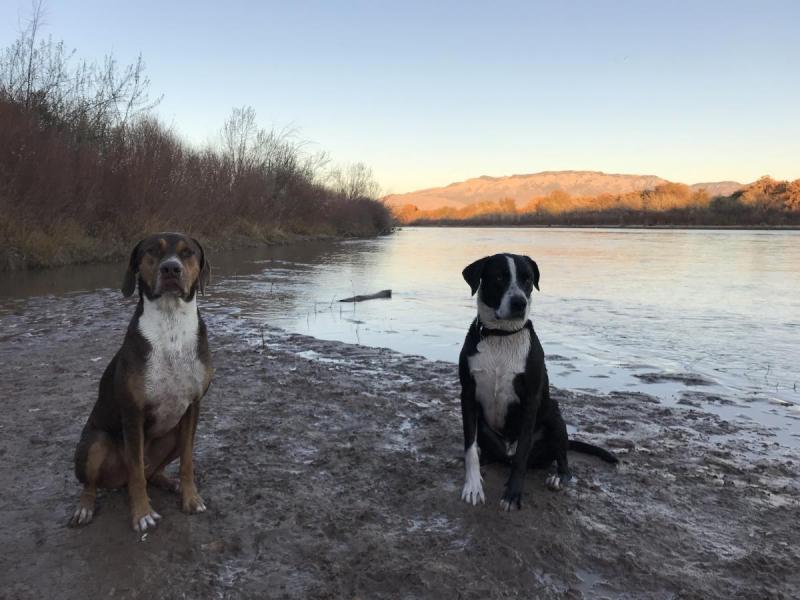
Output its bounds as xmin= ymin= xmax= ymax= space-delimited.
xmin=544 ymin=416 xmax=573 ymax=491
xmin=146 ymin=430 xmax=181 ymax=494
xmin=149 ymin=470 xmax=181 ymax=493
xmin=526 ymin=437 xmax=556 ymax=469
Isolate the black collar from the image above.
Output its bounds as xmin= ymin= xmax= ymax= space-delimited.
xmin=477 ymin=318 xmax=531 ymax=340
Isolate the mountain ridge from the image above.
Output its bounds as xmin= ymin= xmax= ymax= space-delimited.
xmin=385 ymin=171 xmax=744 ymax=211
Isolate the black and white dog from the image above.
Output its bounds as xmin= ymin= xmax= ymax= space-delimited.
xmin=458 ymin=253 xmax=617 ymax=511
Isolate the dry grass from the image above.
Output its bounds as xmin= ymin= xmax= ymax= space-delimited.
xmin=0 ymin=100 xmax=391 ymax=270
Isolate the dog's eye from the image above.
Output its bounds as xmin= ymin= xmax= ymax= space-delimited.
xmin=180 ymin=249 xmax=193 ymax=259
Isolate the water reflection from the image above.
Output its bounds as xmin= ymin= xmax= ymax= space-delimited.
xmin=211 ymin=227 xmax=800 ymax=447
xmin=1 ymin=227 xmax=798 ymax=446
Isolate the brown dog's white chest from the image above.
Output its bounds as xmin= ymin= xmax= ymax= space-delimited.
xmin=138 ymin=297 xmax=205 ymax=437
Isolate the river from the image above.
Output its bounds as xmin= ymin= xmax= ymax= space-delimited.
xmin=2 ymin=226 xmax=798 ymax=445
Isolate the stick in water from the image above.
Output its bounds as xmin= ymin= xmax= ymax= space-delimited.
xmin=338 ymin=290 xmax=392 ymax=303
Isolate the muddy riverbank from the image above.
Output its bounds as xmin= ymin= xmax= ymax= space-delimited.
xmin=0 ymin=290 xmax=798 ymax=599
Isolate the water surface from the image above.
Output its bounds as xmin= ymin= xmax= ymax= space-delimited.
xmin=2 ymin=227 xmax=798 ymax=444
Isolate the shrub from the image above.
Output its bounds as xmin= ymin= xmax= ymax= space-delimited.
xmin=0 ymin=5 xmax=389 ymax=269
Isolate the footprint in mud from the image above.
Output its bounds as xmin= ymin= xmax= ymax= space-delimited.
xmin=634 ymin=372 xmax=714 ymax=386
xmin=680 ymin=390 xmax=736 ymax=406
xmin=546 ymin=354 xmax=573 ymax=362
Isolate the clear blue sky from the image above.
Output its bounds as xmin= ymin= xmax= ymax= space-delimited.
xmin=2 ymin=0 xmax=798 ymax=193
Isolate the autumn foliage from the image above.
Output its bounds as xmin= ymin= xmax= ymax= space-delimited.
xmin=394 ymin=178 xmax=800 ymax=227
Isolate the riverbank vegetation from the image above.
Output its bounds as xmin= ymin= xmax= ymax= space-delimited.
xmin=0 ymin=8 xmax=390 ymax=270
xmin=394 ymin=178 xmax=800 ymax=227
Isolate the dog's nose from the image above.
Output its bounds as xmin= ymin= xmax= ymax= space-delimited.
xmin=509 ymin=296 xmax=527 ymax=313
xmin=160 ymin=261 xmax=182 ymax=277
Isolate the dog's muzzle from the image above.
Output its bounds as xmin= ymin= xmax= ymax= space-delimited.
xmin=157 ymin=258 xmax=184 ymax=294
xmin=499 ymin=294 xmax=528 ymax=319
xmin=509 ymin=295 xmax=527 ymax=315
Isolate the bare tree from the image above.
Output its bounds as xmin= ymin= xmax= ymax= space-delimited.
xmin=221 ymin=105 xmax=258 ymax=178
xmin=220 ymin=106 xmax=332 ymax=194
xmin=330 ymin=162 xmax=381 ymax=200
xmin=0 ymin=0 xmax=159 ymax=139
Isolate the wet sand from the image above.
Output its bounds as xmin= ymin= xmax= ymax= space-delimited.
xmin=1 ymin=290 xmax=798 ymax=599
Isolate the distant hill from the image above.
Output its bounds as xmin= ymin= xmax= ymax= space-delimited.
xmin=689 ymin=181 xmax=744 ymax=198
xmin=385 ymin=171 xmax=743 ymax=211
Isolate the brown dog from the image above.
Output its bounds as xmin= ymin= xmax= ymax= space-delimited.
xmin=70 ymin=233 xmax=213 ymax=532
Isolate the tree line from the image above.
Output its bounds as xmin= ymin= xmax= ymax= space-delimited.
xmin=0 ymin=4 xmax=391 ymax=269
xmin=394 ymin=178 xmax=800 ymax=228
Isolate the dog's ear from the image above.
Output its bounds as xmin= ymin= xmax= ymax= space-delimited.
xmin=523 ymin=256 xmax=540 ymax=291
xmin=192 ymin=238 xmax=211 ymax=295
xmin=462 ymin=257 xmax=488 ymax=296
xmin=121 ymin=240 xmax=143 ymax=297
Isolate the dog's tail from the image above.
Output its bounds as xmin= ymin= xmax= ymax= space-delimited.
xmin=569 ymin=440 xmax=619 ymax=464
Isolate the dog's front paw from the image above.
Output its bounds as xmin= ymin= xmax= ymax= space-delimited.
xmin=499 ymin=490 xmax=522 ymax=512
xmin=181 ymin=490 xmax=207 ymax=514
xmin=545 ymin=472 xmax=573 ymax=491
xmin=132 ymin=507 xmax=162 ymax=533
xmin=461 ymin=479 xmax=485 ymax=506
xmin=500 ymin=478 xmax=523 ymax=511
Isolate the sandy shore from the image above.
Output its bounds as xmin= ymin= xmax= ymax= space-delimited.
xmin=0 ymin=290 xmax=798 ymax=599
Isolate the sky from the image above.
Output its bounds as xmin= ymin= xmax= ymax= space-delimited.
xmin=1 ymin=0 xmax=799 ymax=194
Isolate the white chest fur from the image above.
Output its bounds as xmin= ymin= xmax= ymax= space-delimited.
xmin=467 ymin=331 xmax=530 ymax=433
xmin=138 ymin=296 xmax=205 ymax=437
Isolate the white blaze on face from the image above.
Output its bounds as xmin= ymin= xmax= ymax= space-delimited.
xmin=496 ymin=255 xmax=524 ymax=320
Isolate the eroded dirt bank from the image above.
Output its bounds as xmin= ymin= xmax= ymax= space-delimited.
xmin=0 ymin=291 xmax=798 ymax=599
